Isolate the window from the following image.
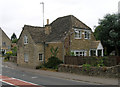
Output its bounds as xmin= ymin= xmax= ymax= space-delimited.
xmin=84 ymin=31 xmax=90 ymax=39
xmin=2 ymin=42 xmax=6 ymax=46
xmin=74 ymin=50 xmax=87 ymax=56
xmin=24 ymin=35 xmax=28 ymax=44
xmin=74 ymin=30 xmax=81 ymax=39
xmin=24 ymin=53 xmax=28 ymax=62
xmin=8 ymin=46 xmax=11 ymax=50
xmin=39 ymin=54 xmax=43 ymax=61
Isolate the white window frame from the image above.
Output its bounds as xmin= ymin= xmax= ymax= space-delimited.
xmin=84 ymin=30 xmax=91 ymax=39
xmin=39 ymin=54 xmax=43 ymax=61
xmin=24 ymin=53 xmax=28 ymax=62
xmin=24 ymin=35 xmax=28 ymax=44
xmin=74 ymin=29 xmax=82 ymax=39
xmin=72 ymin=50 xmax=87 ymax=56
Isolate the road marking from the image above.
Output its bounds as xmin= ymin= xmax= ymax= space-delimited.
xmin=31 ymin=77 xmax=37 ymax=79
xmin=0 ymin=74 xmax=42 ymax=87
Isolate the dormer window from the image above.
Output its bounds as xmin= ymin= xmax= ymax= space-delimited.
xmin=84 ymin=31 xmax=91 ymax=39
xmin=24 ymin=35 xmax=28 ymax=44
xmin=74 ymin=29 xmax=81 ymax=39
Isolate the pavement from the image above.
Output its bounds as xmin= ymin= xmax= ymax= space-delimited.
xmin=2 ymin=62 xmax=119 ymax=85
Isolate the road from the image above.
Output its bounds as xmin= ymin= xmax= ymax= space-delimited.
xmin=1 ymin=64 xmax=101 ymax=87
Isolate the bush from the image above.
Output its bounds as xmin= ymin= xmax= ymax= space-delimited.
xmin=5 ymin=51 xmax=13 ymax=60
xmin=82 ymin=64 xmax=91 ymax=71
xmin=44 ymin=56 xmax=63 ymax=69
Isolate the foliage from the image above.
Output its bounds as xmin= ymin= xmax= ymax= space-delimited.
xmin=96 ymin=57 xmax=104 ymax=67
xmin=5 ymin=51 xmax=13 ymax=60
xmin=94 ymin=13 xmax=120 ymax=56
xmin=11 ymin=47 xmax=17 ymax=56
xmin=50 ymin=47 xmax=58 ymax=57
xmin=83 ymin=57 xmax=105 ymax=67
xmin=82 ymin=64 xmax=91 ymax=72
xmin=12 ymin=39 xmax=18 ymax=43
xmin=70 ymin=51 xmax=75 ymax=56
xmin=11 ymin=33 xmax=18 ymax=43
xmin=44 ymin=56 xmax=63 ymax=69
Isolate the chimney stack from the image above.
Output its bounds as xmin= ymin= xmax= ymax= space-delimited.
xmin=47 ymin=19 xmax=49 ymax=25
xmin=45 ymin=19 xmax=51 ymax=35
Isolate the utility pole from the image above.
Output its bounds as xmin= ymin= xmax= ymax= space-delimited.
xmin=40 ymin=2 xmax=44 ymax=27
xmin=40 ymin=2 xmax=45 ymax=64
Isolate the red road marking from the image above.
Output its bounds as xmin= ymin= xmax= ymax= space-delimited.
xmin=0 ymin=75 xmax=42 ymax=87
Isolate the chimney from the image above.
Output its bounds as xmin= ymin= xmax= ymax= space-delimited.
xmin=47 ymin=19 xmax=49 ymax=25
xmin=45 ymin=19 xmax=51 ymax=35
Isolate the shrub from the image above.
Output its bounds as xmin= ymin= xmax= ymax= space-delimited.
xmin=5 ymin=51 xmax=13 ymax=60
xmin=82 ymin=63 xmax=91 ymax=71
xmin=44 ymin=56 xmax=63 ymax=69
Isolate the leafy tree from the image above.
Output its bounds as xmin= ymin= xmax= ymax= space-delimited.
xmin=94 ymin=13 xmax=120 ymax=56
xmin=11 ymin=33 xmax=18 ymax=43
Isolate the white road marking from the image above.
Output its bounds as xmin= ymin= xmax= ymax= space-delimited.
xmin=11 ymin=77 xmax=39 ymax=85
xmin=31 ymin=77 xmax=37 ymax=79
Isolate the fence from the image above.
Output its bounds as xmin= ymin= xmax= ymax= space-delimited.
xmin=64 ymin=56 xmax=120 ymax=66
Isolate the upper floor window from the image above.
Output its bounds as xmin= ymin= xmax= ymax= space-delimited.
xmin=2 ymin=42 xmax=6 ymax=46
xmin=74 ymin=30 xmax=81 ymax=39
xmin=24 ymin=35 xmax=28 ymax=44
xmin=84 ymin=31 xmax=90 ymax=39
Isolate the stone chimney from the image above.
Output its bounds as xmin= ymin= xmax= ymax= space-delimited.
xmin=47 ymin=19 xmax=49 ymax=25
xmin=45 ymin=19 xmax=51 ymax=35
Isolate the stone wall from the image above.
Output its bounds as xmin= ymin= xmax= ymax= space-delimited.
xmin=9 ymin=56 xmax=17 ymax=63
xmin=58 ymin=64 xmax=120 ymax=78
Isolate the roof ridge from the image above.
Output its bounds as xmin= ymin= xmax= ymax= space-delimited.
xmin=24 ymin=25 xmax=43 ymax=28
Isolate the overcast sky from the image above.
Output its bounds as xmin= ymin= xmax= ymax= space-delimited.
xmin=0 ymin=0 xmax=119 ymax=38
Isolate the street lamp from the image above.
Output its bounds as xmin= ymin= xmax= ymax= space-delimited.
xmin=40 ymin=2 xmax=44 ymax=27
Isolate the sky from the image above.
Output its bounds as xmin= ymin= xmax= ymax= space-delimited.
xmin=0 ymin=0 xmax=120 ymax=38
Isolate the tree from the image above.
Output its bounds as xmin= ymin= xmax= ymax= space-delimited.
xmin=11 ymin=33 xmax=18 ymax=43
xmin=94 ymin=13 xmax=120 ymax=56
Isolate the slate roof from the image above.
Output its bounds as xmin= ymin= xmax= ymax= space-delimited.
xmin=22 ymin=15 xmax=92 ymax=43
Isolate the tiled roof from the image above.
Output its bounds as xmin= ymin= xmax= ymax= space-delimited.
xmin=46 ymin=15 xmax=91 ymax=42
xmin=23 ymin=25 xmax=46 ymax=43
xmin=90 ymin=41 xmax=101 ymax=49
xmin=23 ymin=15 xmax=92 ymax=43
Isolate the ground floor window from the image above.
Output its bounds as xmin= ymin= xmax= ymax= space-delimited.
xmin=73 ymin=50 xmax=87 ymax=56
xmin=39 ymin=54 xmax=43 ymax=61
xmin=89 ymin=49 xmax=103 ymax=56
xmin=24 ymin=53 xmax=28 ymax=62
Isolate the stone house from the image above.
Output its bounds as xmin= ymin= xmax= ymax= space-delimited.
xmin=17 ymin=15 xmax=103 ymax=68
xmin=0 ymin=28 xmax=11 ymax=56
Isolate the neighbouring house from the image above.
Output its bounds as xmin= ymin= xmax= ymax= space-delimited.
xmin=0 ymin=28 xmax=11 ymax=56
xmin=17 ymin=15 xmax=103 ymax=68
